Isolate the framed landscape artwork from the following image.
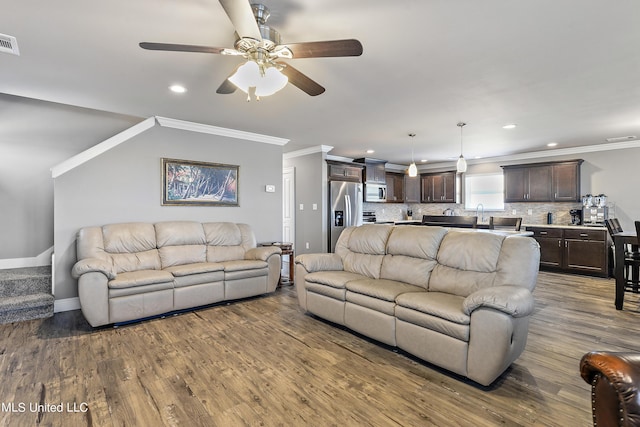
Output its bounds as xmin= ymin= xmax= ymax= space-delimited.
xmin=161 ymin=158 xmax=239 ymax=206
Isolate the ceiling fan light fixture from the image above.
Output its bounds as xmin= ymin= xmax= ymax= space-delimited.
xmin=228 ymin=60 xmax=288 ymax=99
xmin=255 ymin=66 xmax=288 ymax=97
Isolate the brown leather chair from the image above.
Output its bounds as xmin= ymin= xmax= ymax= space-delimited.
xmin=580 ymin=351 xmax=640 ymax=426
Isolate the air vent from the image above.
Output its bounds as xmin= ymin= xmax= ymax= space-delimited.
xmin=605 ymin=135 xmax=637 ymax=143
xmin=0 ymin=33 xmax=20 ymax=56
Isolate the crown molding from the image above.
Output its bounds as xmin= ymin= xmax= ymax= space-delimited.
xmin=417 ymin=139 xmax=640 ymax=171
xmin=51 ymin=117 xmax=156 ymax=178
xmin=284 ymin=145 xmax=334 ymax=160
xmin=156 ymin=116 xmax=289 ymax=146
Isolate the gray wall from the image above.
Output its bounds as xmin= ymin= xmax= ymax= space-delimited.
xmin=283 ymin=151 xmax=328 ymax=255
xmin=53 ymin=125 xmax=283 ymax=300
xmin=0 ymin=94 xmax=140 ymax=260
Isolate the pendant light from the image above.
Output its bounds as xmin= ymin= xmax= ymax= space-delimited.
xmin=408 ymin=133 xmax=418 ymax=177
xmin=456 ymin=122 xmax=467 ymax=174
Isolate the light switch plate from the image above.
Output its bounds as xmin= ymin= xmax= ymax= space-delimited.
xmin=265 ymin=185 xmax=275 ymax=193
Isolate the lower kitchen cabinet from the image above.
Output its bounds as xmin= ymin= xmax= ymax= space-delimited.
xmin=527 ymin=226 xmax=609 ymax=277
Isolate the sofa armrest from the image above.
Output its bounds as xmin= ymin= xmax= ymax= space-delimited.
xmin=72 ymin=258 xmax=116 ymax=280
xmin=462 ymin=285 xmax=534 ymax=317
xmin=295 ymin=253 xmax=343 ymax=273
xmin=245 ymin=246 xmax=281 ymax=261
xmin=580 ymin=351 xmax=640 ymax=426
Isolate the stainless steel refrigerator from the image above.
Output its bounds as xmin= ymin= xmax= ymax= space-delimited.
xmin=329 ymin=181 xmax=363 ymax=252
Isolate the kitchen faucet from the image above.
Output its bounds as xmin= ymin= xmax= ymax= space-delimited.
xmin=476 ymin=203 xmax=485 ymax=223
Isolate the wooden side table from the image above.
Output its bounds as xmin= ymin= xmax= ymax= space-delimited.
xmin=259 ymin=242 xmax=294 ymax=286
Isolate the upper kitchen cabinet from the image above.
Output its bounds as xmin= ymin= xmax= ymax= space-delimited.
xmin=327 ymin=160 xmax=363 ymax=182
xmin=354 ymin=158 xmax=387 ymax=184
xmin=502 ymin=160 xmax=583 ymax=202
xmin=421 ymin=171 xmax=457 ymax=203
xmin=552 ymin=160 xmax=583 ymax=202
xmin=404 ymin=174 xmax=420 ymax=203
xmin=385 ymin=172 xmax=405 ymax=203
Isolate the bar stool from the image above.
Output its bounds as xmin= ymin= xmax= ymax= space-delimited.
xmin=606 ymin=218 xmax=640 ymax=292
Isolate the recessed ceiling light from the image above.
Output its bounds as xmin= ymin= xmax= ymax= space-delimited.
xmin=547 ymin=142 xmax=558 ymax=147
xmin=366 ymin=149 xmax=375 ymax=154
xmin=169 ymin=84 xmax=187 ymax=93
xmin=420 ymin=159 xmax=428 ymax=163
xmin=502 ymin=124 xmax=517 ymax=129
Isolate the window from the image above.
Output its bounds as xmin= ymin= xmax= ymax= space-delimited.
xmin=464 ymin=173 xmax=504 ymax=211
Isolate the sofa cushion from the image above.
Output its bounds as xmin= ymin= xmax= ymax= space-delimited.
xmin=437 ymin=231 xmax=505 ymax=272
xmin=155 ymin=221 xmax=206 ymax=247
xmin=102 ymin=223 xmax=162 ymax=273
xmin=221 ymin=260 xmax=267 ymax=272
xmin=337 ymin=225 xmax=393 ymax=279
xmin=387 ymin=226 xmax=447 ymax=259
xmin=203 ymin=222 xmax=242 ymax=246
xmin=380 ymin=255 xmax=437 ymax=289
xmin=108 ymin=270 xmax=174 ymax=289
xmin=164 ymin=262 xmax=224 ymax=276
xmin=429 ymin=231 xmax=504 ymax=297
xmin=155 ymin=222 xmax=207 ymax=268
xmin=103 ymin=222 xmax=157 ymax=253
xmin=395 ymin=292 xmax=470 ymax=341
xmin=305 ymin=271 xmax=368 ymax=289
xmin=346 ymin=278 xmax=425 ymax=302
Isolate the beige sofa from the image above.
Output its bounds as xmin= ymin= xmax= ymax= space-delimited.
xmin=295 ymin=224 xmax=540 ymax=386
xmin=72 ymin=221 xmax=281 ymax=327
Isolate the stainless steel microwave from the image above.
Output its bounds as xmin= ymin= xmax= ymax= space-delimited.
xmin=364 ymin=183 xmax=387 ymax=202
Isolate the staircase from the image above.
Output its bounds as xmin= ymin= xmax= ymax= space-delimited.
xmin=0 ymin=266 xmax=54 ymax=324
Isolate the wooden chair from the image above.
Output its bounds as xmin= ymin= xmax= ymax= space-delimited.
xmin=489 ymin=216 xmax=522 ymax=231
xmin=605 ymin=218 xmax=640 ymax=292
xmin=421 ymin=215 xmax=478 ymax=228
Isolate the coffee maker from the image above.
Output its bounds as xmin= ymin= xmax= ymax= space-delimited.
xmin=570 ymin=209 xmax=582 ymax=225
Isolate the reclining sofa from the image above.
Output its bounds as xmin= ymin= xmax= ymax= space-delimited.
xmin=295 ymin=224 xmax=540 ymax=386
xmin=72 ymin=221 xmax=281 ymax=327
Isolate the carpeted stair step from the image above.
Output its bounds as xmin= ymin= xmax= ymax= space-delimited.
xmin=0 ymin=266 xmax=52 ymax=297
xmin=0 ymin=266 xmax=54 ymax=323
xmin=0 ymin=293 xmax=55 ymax=324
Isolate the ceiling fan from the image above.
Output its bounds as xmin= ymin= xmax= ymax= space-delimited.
xmin=140 ymin=0 xmax=363 ymax=100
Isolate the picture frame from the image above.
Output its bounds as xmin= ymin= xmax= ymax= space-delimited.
xmin=161 ymin=158 xmax=239 ymax=206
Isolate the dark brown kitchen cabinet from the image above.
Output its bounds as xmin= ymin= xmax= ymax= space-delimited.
xmin=404 ymin=174 xmax=420 ymax=203
xmin=421 ymin=171 xmax=456 ymax=203
xmin=527 ymin=226 xmax=608 ymax=277
xmin=327 ymin=160 xmax=363 ymax=182
xmin=502 ymin=160 xmax=582 ymax=203
xmin=385 ymin=172 xmax=405 ymax=202
xmin=354 ymin=158 xmax=387 ymax=184
xmin=503 ymin=165 xmax=552 ymax=202
xmin=552 ymin=161 xmax=583 ymax=202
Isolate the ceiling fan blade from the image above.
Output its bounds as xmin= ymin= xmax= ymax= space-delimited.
xmin=218 ymin=0 xmax=262 ymax=41
xmin=283 ymin=39 xmax=363 ymax=59
xmin=139 ymin=42 xmax=226 ymax=54
xmin=278 ymin=63 xmax=325 ymax=96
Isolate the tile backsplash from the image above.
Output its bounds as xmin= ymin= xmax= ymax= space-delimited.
xmin=365 ymin=202 xmax=583 ymax=226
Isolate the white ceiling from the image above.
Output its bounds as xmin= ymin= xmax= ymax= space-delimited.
xmin=2 ymin=0 xmax=640 ymax=166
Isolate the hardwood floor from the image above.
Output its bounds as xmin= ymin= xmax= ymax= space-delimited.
xmin=1 ymin=272 xmax=640 ymax=426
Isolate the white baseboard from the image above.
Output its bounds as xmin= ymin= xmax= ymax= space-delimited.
xmin=54 ymin=297 xmax=80 ymax=313
xmin=0 ymin=247 xmax=54 ymax=270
